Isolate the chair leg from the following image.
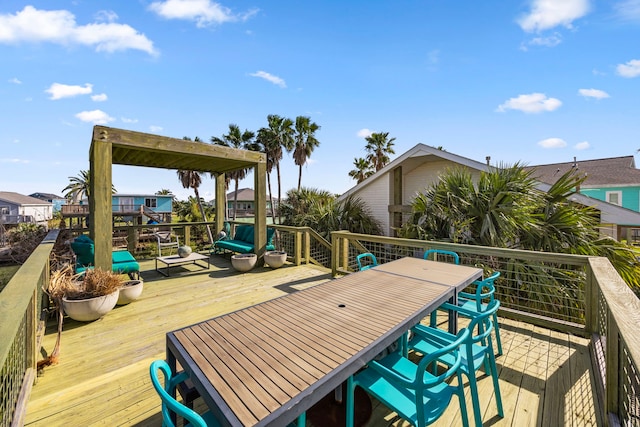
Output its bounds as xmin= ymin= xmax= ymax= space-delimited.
xmin=346 ymin=376 xmax=355 ymax=427
xmin=488 ymin=351 xmax=504 ymax=417
xmin=429 ymin=310 xmax=438 ymax=327
xmin=493 ymin=312 xmax=503 ymax=356
xmin=456 ymin=371 xmax=470 ymax=427
xmin=466 ymin=370 xmax=483 ymax=427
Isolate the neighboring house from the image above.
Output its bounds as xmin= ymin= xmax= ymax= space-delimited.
xmin=526 ymin=156 xmax=640 ymax=242
xmin=525 ymin=156 xmax=640 ymax=211
xmin=338 ymin=144 xmax=492 ymax=236
xmin=221 ymin=188 xmax=275 ymax=218
xmin=339 ymin=145 xmax=640 ymax=241
xmin=0 ymin=191 xmax=53 ymax=225
xmin=29 ymin=192 xmax=65 ymax=213
xmin=60 ymin=194 xmax=174 ymax=224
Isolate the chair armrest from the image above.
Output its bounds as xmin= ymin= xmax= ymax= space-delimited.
xmin=438 ymin=301 xmax=480 ymax=318
xmin=367 ymin=358 xmax=415 ymax=388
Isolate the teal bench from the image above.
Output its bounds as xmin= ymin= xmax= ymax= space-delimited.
xmin=213 ymin=225 xmax=275 ymax=254
xmin=71 ymin=235 xmax=140 ymax=279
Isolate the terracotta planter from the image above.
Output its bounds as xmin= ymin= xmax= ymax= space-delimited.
xmin=264 ymin=251 xmax=287 ymax=269
xmin=117 ymin=280 xmax=144 ymax=305
xmin=62 ymin=290 xmax=119 ymax=322
xmin=231 ymin=253 xmax=257 ymax=272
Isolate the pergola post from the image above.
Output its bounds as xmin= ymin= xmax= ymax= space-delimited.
xmin=254 ymin=162 xmax=267 ymax=262
xmin=89 ymin=129 xmax=113 ymax=272
xmin=215 ymin=173 xmax=227 ymax=233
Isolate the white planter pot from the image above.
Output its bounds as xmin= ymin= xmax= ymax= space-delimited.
xmin=117 ymin=280 xmax=144 ymax=305
xmin=264 ymin=251 xmax=287 ymax=269
xmin=231 ymin=253 xmax=257 ymax=272
xmin=63 ymin=290 xmax=119 ymax=322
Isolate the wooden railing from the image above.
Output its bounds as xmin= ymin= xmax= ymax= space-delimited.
xmin=5 ymin=228 xmax=638 ymax=425
xmin=0 ymin=229 xmax=58 ymax=427
xmin=331 ymin=230 xmax=639 ymax=426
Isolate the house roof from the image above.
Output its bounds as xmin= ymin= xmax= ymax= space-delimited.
xmin=0 ymin=191 xmax=52 ymax=205
xmin=525 ymin=156 xmax=640 ymax=187
xmin=339 ymin=143 xmax=492 ymax=200
xmin=227 ymin=188 xmax=255 ymax=201
xmin=29 ymin=192 xmax=63 ymax=201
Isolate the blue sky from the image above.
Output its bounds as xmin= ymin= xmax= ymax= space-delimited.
xmin=2 ymin=0 xmax=640 ymax=201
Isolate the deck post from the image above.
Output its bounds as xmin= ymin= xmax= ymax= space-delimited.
xmin=605 ymin=309 xmax=620 ymax=420
xmin=215 ymin=173 xmax=226 ymax=232
xmin=585 ymin=261 xmax=596 ymax=335
xmin=90 ymin=128 xmax=113 ymax=272
xmin=294 ymin=230 xmax=302 ymax=265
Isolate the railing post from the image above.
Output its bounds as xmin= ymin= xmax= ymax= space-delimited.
xmin=127 ymin=227 xmax=136 ymax=253
xmin=340 ymin=233 xmax=349 ymax=272
xmin=183 ymin=226 xmax=191 ymax=247
xmin=605 ymin=310 xmax=620 ymax=422
xmin=304 ymin=229 xmax=310 ymax=264
xmin=294 ymin=230 xmax=302 ymax=266
xmin=331 ymin=232 xmax=338 ymax=276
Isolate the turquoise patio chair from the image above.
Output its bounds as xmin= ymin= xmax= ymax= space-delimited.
xmin=409 ymin=300 xmax=503 ymax=427
xmin=356 ymin=253 xmax=378 ymax=271
xmin=456 ymin=271 xmax=503 ymax=355
xmin=423 ymin=249 xmax=460 ymax=264
xmin=346 ymin=328 xmax=471 ymax=427
xmin=424 ymin=249 xmax=460 ymax=327
xmin=149 ymin=360 xmax=220 ymax=427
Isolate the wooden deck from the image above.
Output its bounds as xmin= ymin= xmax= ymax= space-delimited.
xmin=24 ymin=257 xmax=602 ymax=426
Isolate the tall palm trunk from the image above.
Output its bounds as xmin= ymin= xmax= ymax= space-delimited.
xmin=276 ymin=163 xmax=283 ymax=224
xmin=194 ymin=187 xmax=214 ymax=243
xmin=297 ymin=164 xmax=303 ymax=191
xmin=267 ymin=171 xmax=277 ymax=224
xmin=233 ymin=178 xmax=239 ymax=220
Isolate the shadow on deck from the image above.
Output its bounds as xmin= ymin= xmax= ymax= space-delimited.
xmin=25 ymin=257 xmax=601 ymax=426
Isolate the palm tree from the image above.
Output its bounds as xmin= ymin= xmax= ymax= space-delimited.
xmin=399 ymin=164 xmax=640 ymax=308
xmin=62 ymin=170 xmax=116 ymax=201
xmin=155 ymin=189 xmax=174 ymax=197
xmin=211 ymin=125 xmax=256 ymax=220
xmin=256 ymin=114 xmax=294 ymax=223
xmin=365 ymin=132 xmax=396 ymax=171
xmin=178 ymin=137 xmax=213 ymax=243
xmin=292 ymin=116 xmax=320 ymax=191
xmin=348 ymin=157 xmax=374 ymax=183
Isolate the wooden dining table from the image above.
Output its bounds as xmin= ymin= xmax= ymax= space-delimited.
xmin=166 ymin=257 xmax=482 ymax=427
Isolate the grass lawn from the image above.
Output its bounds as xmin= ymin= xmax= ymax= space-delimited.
xmin=0 ymin=264 xmax=21 ymax=292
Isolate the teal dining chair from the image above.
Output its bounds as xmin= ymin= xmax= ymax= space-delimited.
xmin=356 ymin=253 xmax=378 ymax=271
xmin=149 ymin=360 xmax=220 ymax=427
xmin=346 ymin=328 xmax=471 ymax=427
xmin=456 ymin=271 xmax=503 ymax=355
xmin=423 ymin=249 xmax=460 ymax=264
xmin=424 ymin=249 xmax=460 ymax=327
xmin=409 ymin=300 xmax=503 ymax=427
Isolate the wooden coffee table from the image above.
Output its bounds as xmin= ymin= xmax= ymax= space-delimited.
xmin=155 ymin=253 xmax=210 ymax=277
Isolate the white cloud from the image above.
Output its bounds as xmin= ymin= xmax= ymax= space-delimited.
xmin=75 ymin=109 xmax=115 ymax=124
xmin=614 ymin=0 xmax=640 ymax=22
xmin=357 ymin=129 xmax=372 ymax=138
xmin=121 ymin=117 xmax=138 ymax=123
xmin=249 ymin=71 xmax=286 ymax=88
xmin=0 ymin=6 xmax=157 ymax=55
xmin=575 ymin=141 xmax=590 ymax=150
xmin=578 ymin=88 xmax=610 ymax=99
xmin=8 ymin=77 xmax=21 ymax=84
xmin=496 ymin=93 xmax=562 ymax=113
xmin=150 ymin=125 xmax=163 ymax=133
xmin=518 ymin=0 xmax=590 ymax=32
xmin=617 ymin=59 xmax=640 ymax=78
xmin=528 ymin=33 xmax=562 ymax=47
xmin=46 ymin=83 xmax=92 ymax=100
xmin=149 ymin=0 xmax=258 ymax=28
xmin=0 ymin=158 xmax=29 ymax=164
xmin=91 ymin=93 xmax=108 ymax=102
xmin=538 ymin=137 xmax=567 ymax=148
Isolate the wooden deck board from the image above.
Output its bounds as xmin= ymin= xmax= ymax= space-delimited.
xmin=25 ymin=257 xmax=601 ymax=426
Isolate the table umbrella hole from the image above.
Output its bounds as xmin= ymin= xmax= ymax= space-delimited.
xmin=338 ymin=304 xmax=346 ymax=308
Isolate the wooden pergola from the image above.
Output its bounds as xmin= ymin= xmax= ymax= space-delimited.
xmin=88 ymin=125 xmax=267 ymax=271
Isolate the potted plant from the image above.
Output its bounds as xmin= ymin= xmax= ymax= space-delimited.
xmin=117 ymin=279 xmax=144 ymax=305
xmin=264 ymin=250 xmax=287 ymax=269
xmin=47 ymin=266 xmax=124 ymax=322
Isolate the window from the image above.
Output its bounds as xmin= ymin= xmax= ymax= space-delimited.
xmin=145 ymin=198 xmax=157 ymax=208
xmin=606 ymin=191 xmax=622 ymax=206
xmin=0 ymin=206 xmax=9 ymax=215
